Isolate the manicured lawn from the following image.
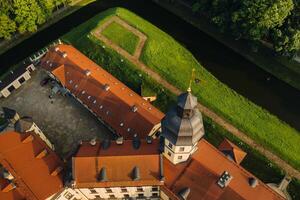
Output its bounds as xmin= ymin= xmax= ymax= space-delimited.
xmin=101 ymin=22 xmax=139 ymax=55
xmin=62 ymin=7 xmax=300 ymax=171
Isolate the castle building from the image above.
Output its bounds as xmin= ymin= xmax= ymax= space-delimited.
xmin=41 ymin=44 xmax=164 ymax=140
xmin=0 ymin=44 xmax=287 ymax=200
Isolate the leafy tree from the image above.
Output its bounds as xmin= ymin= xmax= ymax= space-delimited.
xmin=0 ymin=0 xmax=13 ymax=15
xmin=0 ymin=13 xmax=16 ymax=39
xmin=13 ymin=0 xmax=47 ymax=33
xmin=271 ymin=1 xmax=300 ymax=56
xmin=37 ymin=0 xmax=54 ymax=18
xmin=231 ymin=0 xmax=294 ymax=40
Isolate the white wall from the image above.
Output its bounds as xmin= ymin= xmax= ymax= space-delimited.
xmin=29 ymin=122 xmax=55 ymax=150
xmin=163 ymin=139 xmax=198 ymax=164
xmin=78 ymin=185 xmax=160 ymax=199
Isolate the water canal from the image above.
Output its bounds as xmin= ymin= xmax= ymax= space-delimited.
xmin=0 ymin=0 xmax=299 ymax=130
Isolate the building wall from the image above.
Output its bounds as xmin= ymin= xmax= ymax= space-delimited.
xmin=163 ymin=139 xmax=197 ymax=164
xmin=47 ymin=188 xmax=88 ymax=200
xmin=29 ymin=122 xmax=55 ymax=150
xmin=77 ymin=185 xmax=160 ymax=199
xmin=0 ymin=64 xmax=36 ymax=98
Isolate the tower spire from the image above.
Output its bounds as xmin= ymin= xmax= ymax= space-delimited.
xmin=187 ymin=68 xmax=195 ymax=93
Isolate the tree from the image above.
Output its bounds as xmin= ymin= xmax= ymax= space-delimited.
xmin=13 ymin=0 xmax=47 ymax=33
xmin=0 ymin=13 xmax=16 ymax=39
xmin=231 ymin=0 xmax=294 ymax=40
xmin=271 ymin=1 xmax=300 ymax=56
xmin=37 ymin=0 xmax=54 ymax=18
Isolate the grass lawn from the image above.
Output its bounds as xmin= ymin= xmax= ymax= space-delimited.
xmin=62 ymin=7 xmax=300 ymax=171
xmin=101 ymin=22 xmax=139 ymax=55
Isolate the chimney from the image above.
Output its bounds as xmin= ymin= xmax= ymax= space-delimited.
xmin=3 ymin=171 xmax=14 ymax=181
xmin=1 ymin=182 xmax=16 ymax=193
xmin=35 ymin=149 xmax=48 ymax=159
xmin=104 ymin=84 xmax=110 ymax=91
xmin=90 ymin=138 xmax=97 ymax=146
xmin=85 ymin=69 xmax=91 ymax=76
xmin=217 ymin=171 xmax=233 ymax=188
xmin=97 ymin=167 xmax=107 ymax=182
xmin=146 ymin=136 xmax=152 ymax=144
xmin=248 ymin=177 xmax=258 ymax=188
xmin=21 ymin=134 xmax=34 ymax=143
xmin=51 ymin=166 xmax=63 ymax=176
xmin=132 ymin=166 xmax=140 ymax=181
xmin=132 ymin=134 xmax=141 ymax=150
xmin=178 ymin=187 xmax=190 ymax=200
xmin=131 ymin=105 xmax=138 ymax=113
xmin=55 ymin=47 xmax=59 ymax=52
xmin=116 ymin=136 xmax=124 ymax=145
xmin=62 ymin=52 xmax=67 ymax=58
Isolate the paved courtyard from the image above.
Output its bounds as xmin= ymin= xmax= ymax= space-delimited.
xmin=0 ymin=67 xmax=112 ymax=158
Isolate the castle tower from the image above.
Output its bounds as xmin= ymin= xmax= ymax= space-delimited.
xmin=161 ymin=91 xmax=205 ymax=164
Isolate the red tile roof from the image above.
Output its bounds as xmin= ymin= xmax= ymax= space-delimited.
xmin=41 ymin=44 xmax=164 ymax=139
xmin=73 ymin=140 xmax=163 ymax=188
xmin=218 ymin=139 xmax=247 ymax=165
xmin=0 ymin=131 xmax=64 ymax=200
xmin=164 ymin=139 xmax=284 ymax=200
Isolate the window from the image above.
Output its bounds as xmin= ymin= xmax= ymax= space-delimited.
xmin=63 ymin=192 xmax=74 ymax=200
xmin=138 ymin=193 xmax=144 ymax=197
xmin=89 ymin=189 xmax=97 ymax=194
xmin=152 ymin=187 xmax=158 ymax=192
xmin=18 ymin=77 xmax=26 ymax=84
xmin=179 ymin=147 xmax=185 ymax=152
xmin=109 ymin=194 xmax=115 ymax=198
xmin=168 ymin=152 xmax=171 ymax=157
xmin=8 ymin=85 xmax=15 ymax=93
xmin=136 ymin=187 xmax=143 ymax=192
xmin=168 ymin=143 xmax=173 ymax=149
xmin=124 ymin=194 xmax=130 ymax=198
xmin=178 ymin=156 xmax=183 ymax=159
xmin=152 ymin=193 xmax=159 ymax=197
xmin=121 ymin=188 xmax=127 ymax=193
xmin=106 ymin=188 xmax=113 ymax=193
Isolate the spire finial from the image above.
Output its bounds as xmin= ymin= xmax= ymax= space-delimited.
xmin=187 ymin=68 xmax=195 ymax=92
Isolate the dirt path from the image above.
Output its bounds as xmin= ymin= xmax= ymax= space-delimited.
xmin=93 ymin=16 xmax=300 ymax=180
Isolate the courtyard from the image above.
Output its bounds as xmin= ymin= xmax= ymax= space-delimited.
xmin=0 ymin=67 xmax=112 ymax=158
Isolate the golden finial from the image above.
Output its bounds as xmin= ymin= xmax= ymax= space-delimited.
xmin=187 ymin=68 xmax=195 ymax=92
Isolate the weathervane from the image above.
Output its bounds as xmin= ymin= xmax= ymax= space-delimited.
xmin=187 ymin=68 xmax=196 ymax=92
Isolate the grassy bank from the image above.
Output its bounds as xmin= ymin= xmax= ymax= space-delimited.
xmin=153 ymin=0 xmax=300 ymax=91
xmin=62 ymin=7 xmax=300 ymax=170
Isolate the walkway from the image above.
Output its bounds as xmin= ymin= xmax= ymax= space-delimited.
xmin=92 ymin=16 xmax=300 ymax=179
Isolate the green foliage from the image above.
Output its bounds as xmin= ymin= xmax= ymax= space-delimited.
xmin=271 ymin=1 xmax=300 ymax=56
xmin=13 ymin=0 xmax=47 ymax=33
xmin=0 ymin=13 xmax=16 ymax=39
xmin=232 ymin=0 xmax=294 ymax=40
xmin=0 ymin=0 xmax=68 ymax=39
xmin=101 ymin=22 xmax=139 ymax=55
xmin=288 ymin=178 xmax=300 ymax=200
xmin=62 ymin=7 xmax=300 ymax=170
xmin=193 ymin=0 xmax=297 ymax=55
